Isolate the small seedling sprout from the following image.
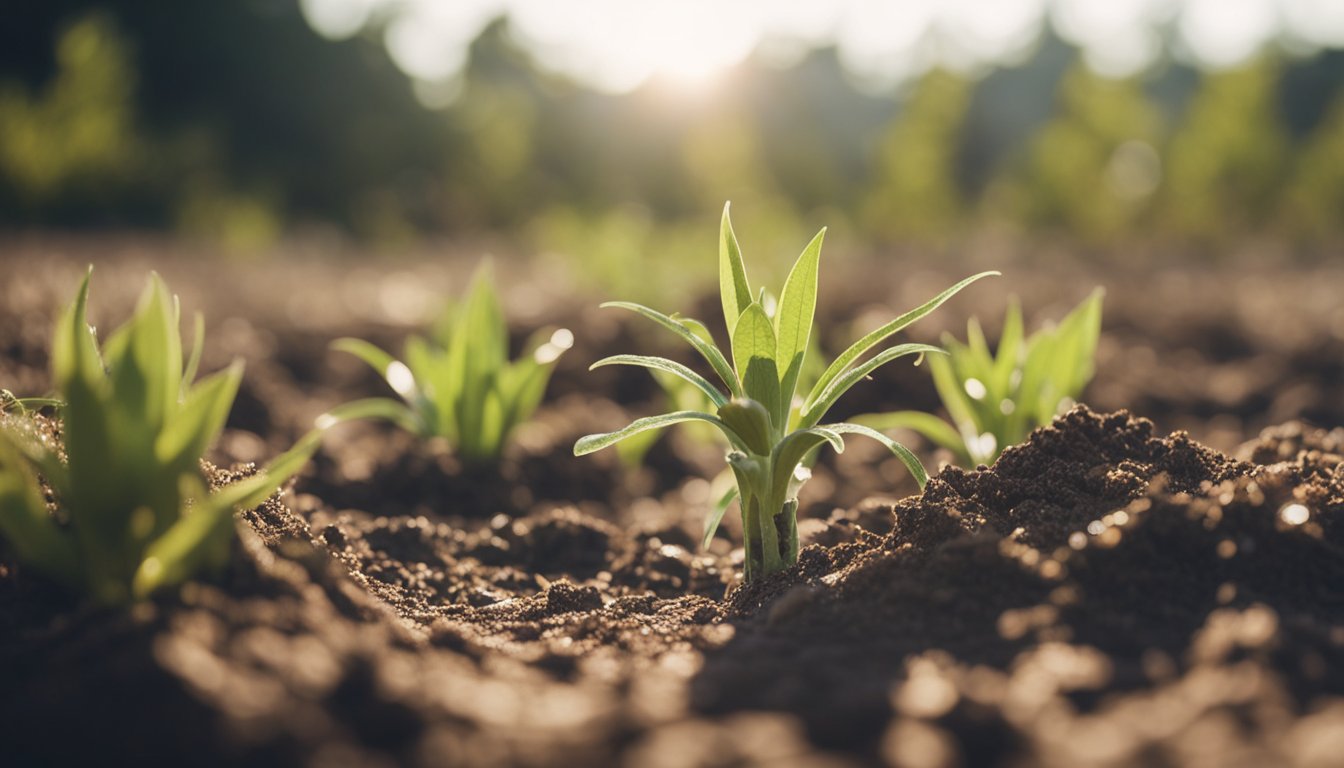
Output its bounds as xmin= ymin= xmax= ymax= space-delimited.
xmin=574 ymin=203 xmax=996 ymax=582
xmin=858 ymin=289 xmax=1104 ymax=467
xmin=330 ymin=262 xmax=572 ymax=464
xmin=0 ymin=269 xmax=331 ymax=604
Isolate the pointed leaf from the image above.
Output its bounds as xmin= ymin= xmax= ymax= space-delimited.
xmin=590 ymin=355 xmax=727 ymax=408
xmin=826 ymin=422 xmax=929 ymax=487
xmin=602 ymin=302 xmax=741 ymax=397
xmin=574 ymin=411 xmax=744 ymax=456
xmin=989 ymin=298 xmax=1023 ymax=402
xmin=733 ymin=304 xmax=780 ymax=427
xmin=332 ymin=337 xmax=398 ymax=378
xmin=701 ymin=484 xmax=739 ymax=551
xmin=853 ymin=410 xmax=970 ymax=463
xmin=719 ymin=202 xmax=752 ymax=336
xmin=808 ymin=271 xmax=998 ymax=408
xmin=775 ymin=227 xmax=824 ymax=408
xmin=801 ymin=343 xmax=944 ymax=427
xmin=156 ymin=360 xmax=243 ymax=469
xmin=320 ymin=397 xmax=425 ymax=434
xmin=181 ymin=313 xmax=205 ymax=392
xmin=51 ymin=266 xmax=102 ymax=391
xmin=731 ymin=303 xmax=777 ymax=376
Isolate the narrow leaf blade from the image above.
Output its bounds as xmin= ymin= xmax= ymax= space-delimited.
xmin=602 ymin=302 xmax=741 ymax=397
xmin=719 ymin=202 xmax=752 ymax=336
xmin=590 ymin=354 xmax=727 ymax=408
xmin=808 ymin=271 xmax=998 ymax=408
xmin=826 ymin=422 xmax=930 ymax=487
xmin=775 ymin=227 xmax=824 ymax=409
xmin=574 ymin=411 xmax=740 ymax=456
xmin=701 ymin=484 xmax=739 ymax=551
xmin=802 ymin=343 xmax=944 ymax=427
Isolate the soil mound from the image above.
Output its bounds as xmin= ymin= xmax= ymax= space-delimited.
xmin=3 ymin=406 xmax=1343 ymax=766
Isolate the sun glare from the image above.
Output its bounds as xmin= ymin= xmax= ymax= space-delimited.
xmin=508 ymin=0 xmax=755 ymax=92
xmin=303 ymin=0 xmax=1344 ymax=95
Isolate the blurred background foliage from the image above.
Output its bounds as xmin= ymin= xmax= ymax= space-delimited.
xmin=1 ymin=0 xmax=1342 ymax=281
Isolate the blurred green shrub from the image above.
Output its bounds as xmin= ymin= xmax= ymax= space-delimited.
xmin=986 ymin=65 xmax=1162 ymax=241
xmin=864 ymin=69 xmax=972 ymax=242
xmin=0 ymin=13 xmax=141 ymax=213
xmin=1161 ymin=56 xmax=1291 ymax=240
xmin=331 ymin=263 xmax=572 ymax=464
xmin=860 ymin=289 xmax=1103 ymax=467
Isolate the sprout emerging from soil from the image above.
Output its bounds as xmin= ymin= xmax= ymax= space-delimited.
xmin=0 ymin=269 xmax=325 ymax=604
xmin=574 ymin=202 xmax=997 ymax=582
xmin=331 ymin=262 xmax=572 ymax=464
xmin=859 ymin=289 xmax=1103 ymax=467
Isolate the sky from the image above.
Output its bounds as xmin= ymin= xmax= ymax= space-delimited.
xmin=298 ymin=0 xmax=1344 ymax=94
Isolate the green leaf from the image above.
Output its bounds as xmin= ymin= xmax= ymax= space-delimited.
xmin=0 ymin=433 xmax=80 ymax=586
xmin=332 ymin=337 xmax=397 ymax=378
xmin=156 ymin=360 xmax=243 ymax=470
xmin=493 ymin=326 xmax=569 ymax=449
xmin=852 ymin=410 xmax=970 ymax=464
xmin=775 ymin=227 xmax=824 ymax=409
xmin=928 ymin=349 xmax=980 ymax=436
xmin=131 ymin=476 xmax=234 ymax=600
xmin=731 ymin=303 xmax=775 ymax=376
xmin=717 ymin=398 xmax=774 ymax=455
xmin=601 ymin=302 xmax=741 ymax=398
xmin=575 ymin=411 xmax=744 ymax=456
xmin=808 ymin=271 xmax=998 ymax=408
xmin=97 ymin=275 xmax=182 ymax=450
xmin=770 ymin=426 xmax=843 ymax=504
xmin=801 ymin=343 xmax=944 ymax=427
xmin=51 ymin=266 xmax=102 ymax=392
xmin=719 ymin=202 xmax=752 ymax=336
xmin=320 ymin=397 xmax=424 ymax=434
xmin=181 ymin=313 xmax=205 ymax=393
xmin=208 ymin=429 xmax=324 ymax=513
xmin=590 ymin=354 xmax=728 ymax=408
xmin=825 ymin=422 xmax=929 ymax=488
xmin=701 ymin=484 xmax=739 ymax=551
xmin=733 ymin=304 xmax=781 ymax=426
xmin=989 ymin=299 xmax=1023 ymax=403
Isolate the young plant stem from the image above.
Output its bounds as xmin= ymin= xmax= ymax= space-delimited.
xmin=739 ymin=463 xmax=799 ymax=582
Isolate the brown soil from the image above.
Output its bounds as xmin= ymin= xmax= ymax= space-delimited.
xmin=2 ymin=406 xmax=1342 ymax=766
xmin=1 ymin=247 xmax=1343 ymax=766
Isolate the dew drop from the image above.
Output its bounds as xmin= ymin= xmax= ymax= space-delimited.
xmin=386 ymin=361 xmax=418 ymax=398
xmin=964 ymin=378 xmax=987 ymax=400
xmin=1279 ymin=503 xmax=1310 ymax=526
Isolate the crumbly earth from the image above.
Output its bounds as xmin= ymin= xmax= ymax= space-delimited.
xmin=3 ymin=406 xmax=1343 ymax=767
xmin=2 ymin=250 xmax=1343 ymax=766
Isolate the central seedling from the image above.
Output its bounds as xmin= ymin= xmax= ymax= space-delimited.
xmin=575 ymin=203 xmax=996 ymax=582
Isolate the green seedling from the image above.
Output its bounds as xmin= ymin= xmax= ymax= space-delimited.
xmin=615 ymin=301 xmax=826 ymax=470
xmin=331 ymin=263 xmax=573 ymax=464
xmin=575 ymin=202 xmax=997 ymax=582
xmin=0 ymin=270 xmax=324 ymax=604
xmin=859 ymin=289 xmax=1103 ymax=467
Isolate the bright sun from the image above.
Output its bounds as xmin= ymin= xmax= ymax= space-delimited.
xmin=505 ymin=0 xmax=757 ymax=92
